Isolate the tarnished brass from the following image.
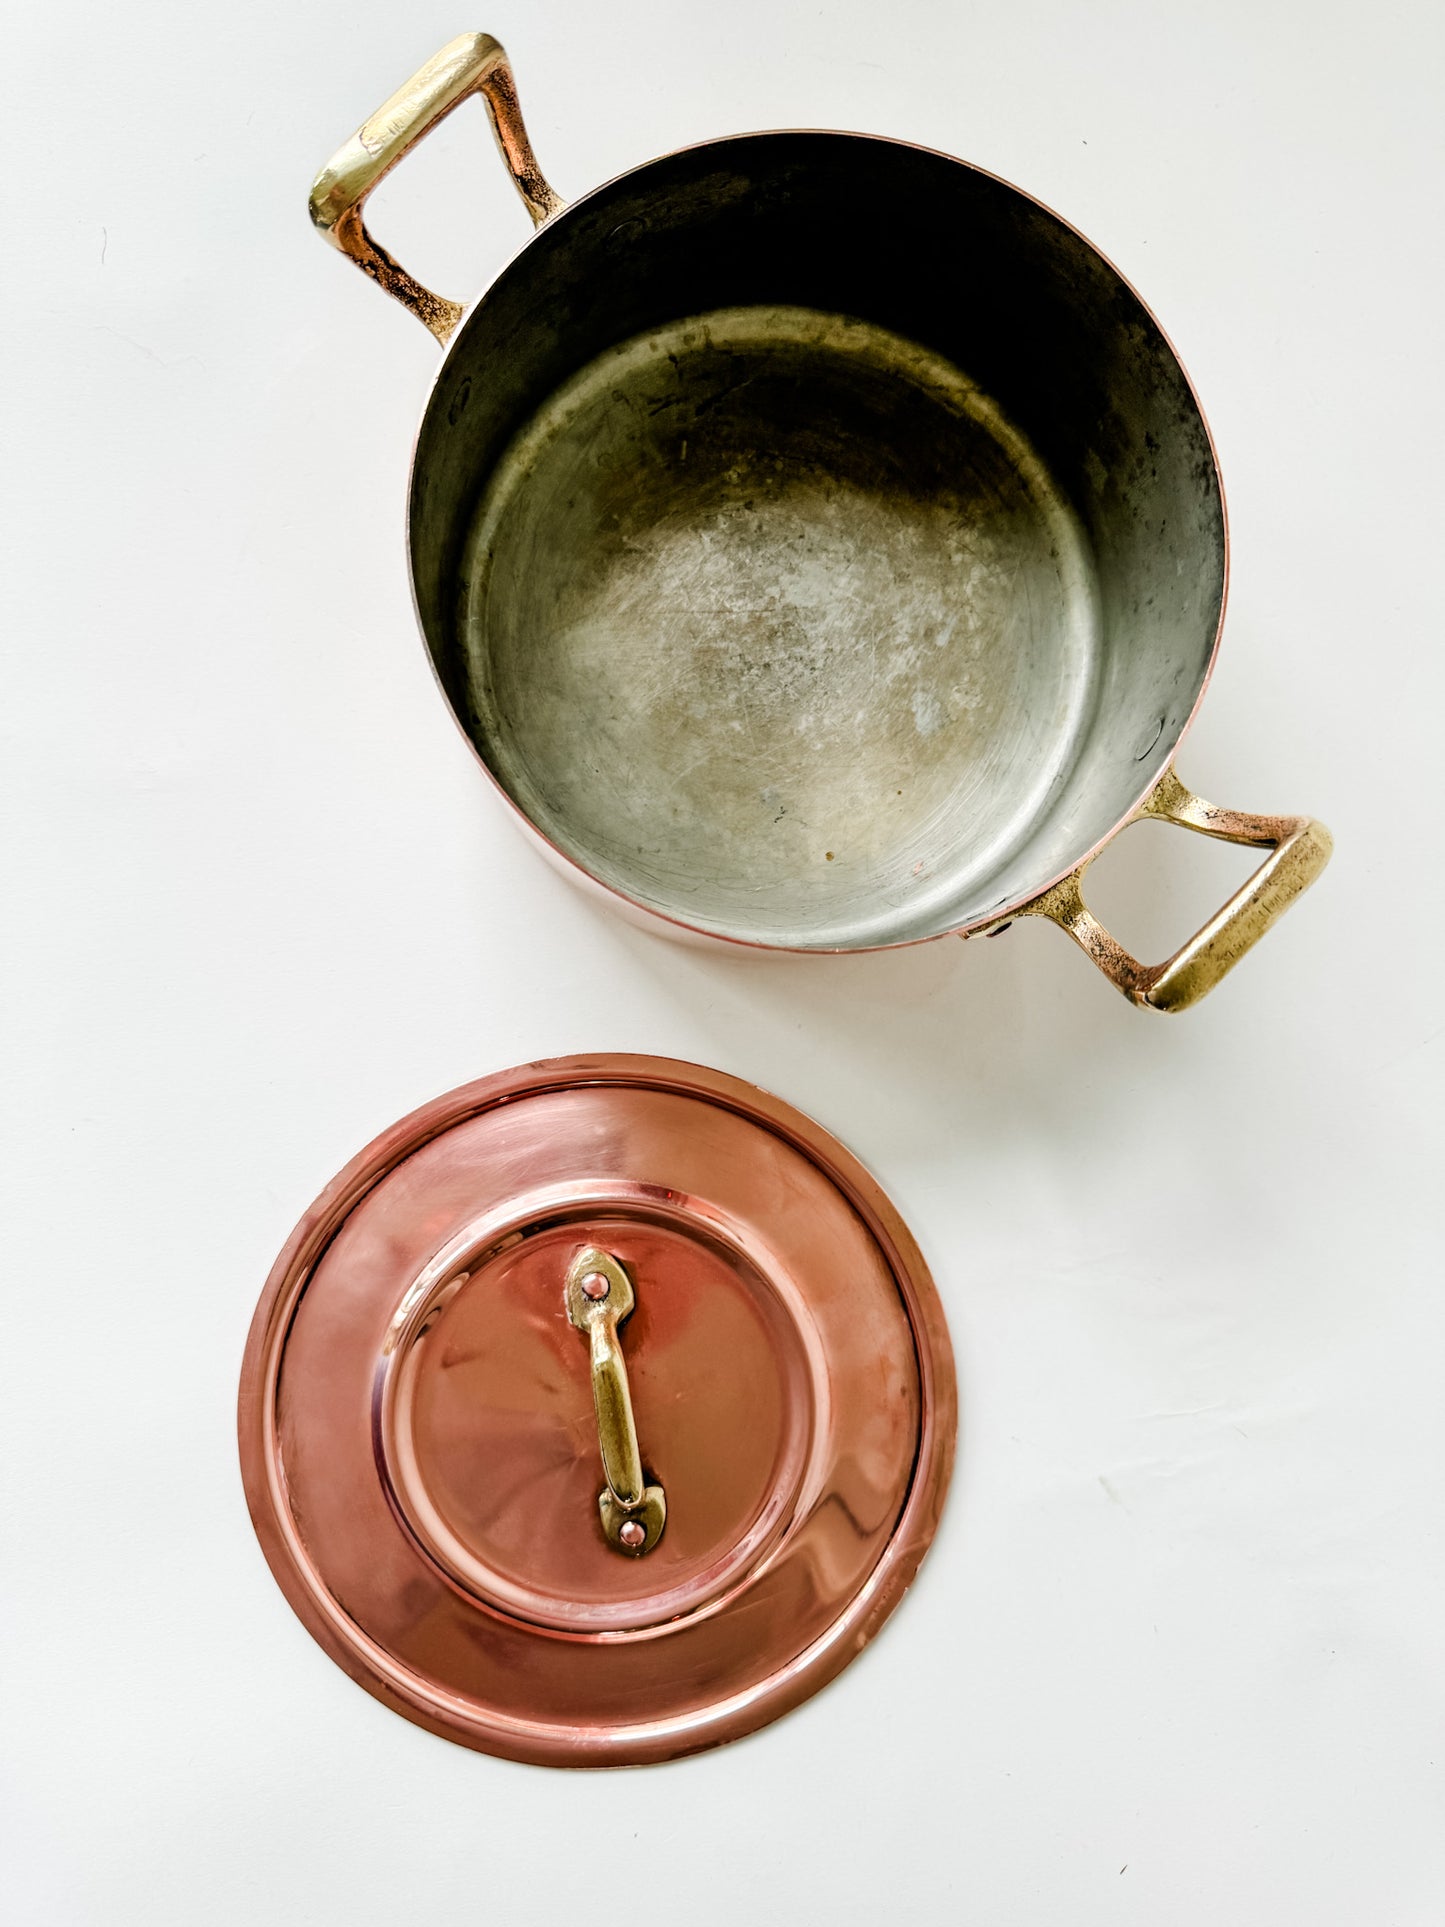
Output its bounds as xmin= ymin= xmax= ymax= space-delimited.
xmin=307 ymin=33 xmax=563 ymax=342
xmin=565 ymin=1247 xmax=666 ymax=1556
xmin=1007 ymin=766 xmax=1334 ymax=1011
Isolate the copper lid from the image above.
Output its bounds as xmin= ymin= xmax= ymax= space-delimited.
xmin=238 ymin=1055 xmax=955 ymax=1766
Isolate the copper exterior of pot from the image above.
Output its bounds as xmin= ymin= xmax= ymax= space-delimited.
xmin=238 ymin=1056 xmax=956 ymax=1767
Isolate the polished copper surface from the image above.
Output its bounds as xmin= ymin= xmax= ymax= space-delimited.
xmin=239 ymin=1056 xmax=955 ymax=1767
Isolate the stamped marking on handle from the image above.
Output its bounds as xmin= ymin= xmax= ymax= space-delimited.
xmin=565 ymin=1248 xmax=666 ymax=1557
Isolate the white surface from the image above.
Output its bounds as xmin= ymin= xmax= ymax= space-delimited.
xmin=3 ymin=1 xmax=1442 ymax=1920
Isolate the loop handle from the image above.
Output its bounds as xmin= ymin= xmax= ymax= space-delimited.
xmin=1015 ymin=766 xmax=1332 ymax=1012
xmin=308 ymin=33 xmax=564 ymax=343
xmin=566 ymin=1249 xmax=666 ymax=1557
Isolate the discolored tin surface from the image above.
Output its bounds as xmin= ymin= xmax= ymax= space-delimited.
xmin=238 ymin=1056 xmax=955 ymax=1767
xmin=462 ymin=308 xmax=1099 ymax=948
xmin=409 ymin=130 xmax=1228 ymax=951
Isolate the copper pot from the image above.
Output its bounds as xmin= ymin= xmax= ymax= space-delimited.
xmin=311 ymin=34 xmax=1330 ymax=1010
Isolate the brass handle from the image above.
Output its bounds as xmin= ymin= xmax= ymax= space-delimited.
xmin=1012 ymin=766 xmax=1332 ymax=1012
xmin=565 ymin=1249 xmax=666 ymax=1557
xmin=307 ymin=33 xmax=564 ymax=344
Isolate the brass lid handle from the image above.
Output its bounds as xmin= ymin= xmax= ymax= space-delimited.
xmin=565 ymin=1249 xmax=666 ymax=1557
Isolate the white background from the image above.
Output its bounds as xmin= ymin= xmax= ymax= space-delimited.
xmin=3 ymin=1 xmax=1442 ymax=1920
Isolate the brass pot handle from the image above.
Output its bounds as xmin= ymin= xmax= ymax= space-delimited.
xmin=308 ymin=33 xmax=564 ymax=344
xmin=565 ymin=1248 xmax=666 ymax=1557
xmin=1010 ymin=766 xmax=1332 ymax=1012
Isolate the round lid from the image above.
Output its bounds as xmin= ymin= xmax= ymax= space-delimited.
xmin=238 ymin=1055 xmax=955 ymax=1767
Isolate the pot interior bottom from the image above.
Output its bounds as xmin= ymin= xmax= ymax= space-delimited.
xmin=459 ymin=306 xmax=1101 ymax=947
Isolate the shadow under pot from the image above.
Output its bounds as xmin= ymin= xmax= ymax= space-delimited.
xmin=310 ymin=33 xmax=1331 ymax=1010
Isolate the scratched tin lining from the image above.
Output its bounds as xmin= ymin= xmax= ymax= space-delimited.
xmin=410 ymin=133 xmax=1224 ymax=948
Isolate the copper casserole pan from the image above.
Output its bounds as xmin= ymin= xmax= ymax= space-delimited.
xmin=310 ymin=34 xmax=1330 ymax=1010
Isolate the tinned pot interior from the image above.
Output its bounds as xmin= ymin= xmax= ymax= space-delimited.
xmin=409 ymin=133 xmax=1225 ymax=950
